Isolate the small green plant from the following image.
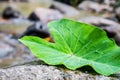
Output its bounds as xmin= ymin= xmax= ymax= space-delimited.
xmin=19 ymin=19 xmax=120 ymax=76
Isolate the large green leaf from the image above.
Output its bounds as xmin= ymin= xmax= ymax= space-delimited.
xmin=19 ymin=19 xmax=120 ymax=76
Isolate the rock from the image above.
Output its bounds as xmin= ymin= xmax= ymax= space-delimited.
xmin=0 ymin=33 xmax=34 ymax=68
xmin=115 ymin=7 xmax=120 ymax=14
xmin=28 ymin=7 xmax=63 ymax=23
xmin=79 ymin=16 xmax=119 ymax=26
xmin=0 ymin=65 xmax=119 ymax=80
xmin=27 ymin=12 xmax=40 ymax=21
xmin=103 ymin=0 xmax=116 ymax=5
xmin=115 ymin=7 xmax=120 ymax=22
xmin=20 ymin=22 xmax=50 ymax=38
xmin=79 ymin=16 xmax=120 ymax=45
xmin=54 ymin=0 xmax=82 ymax=6
xmin=51 ymin=1 xmax=79 ymax=17
xmin=2 ymin=6 xmax=21 ymax=19
xmin=0 ymin=42 xmax=14 ymax=58
xmin=78 ymin=1 xmax=113 ymax=13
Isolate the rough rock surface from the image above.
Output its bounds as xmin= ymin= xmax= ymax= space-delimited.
xmin=0 ymin=42 xmax=14 ymax=58
xmin=0 ymin=33 xmax=34 ymax=68
xmin=0 ymin=64 xmax=120 ymax=80
xmin=115 ymin=7 xmax=120 ymax=20
xmin=78 ymin=1 xmax=113 ymax=13
xmin=33 ymin=7 xmax=63 ymax=23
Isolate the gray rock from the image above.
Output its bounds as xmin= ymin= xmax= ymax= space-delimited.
xmin=78 ymin=1 xmax=113 ymax=13
xmin=0 ymin=33 xmax=34 ymax=68
xmin=116 ymin=7 xmax=120 ymax=14
xmin=52 ymin=1 xmax=79 ymax=17
xmin=79 ymin=16 xmax=119 ymax=26
xmin=0 ymin=65 xmax=119 ymax=80
xmin=115 ymin=7 xmax=120 ymax=20
xmin=0 ymin=42 xmax=14 ymax=58
xmin=33 ymin=7 xmax=63 ymax=23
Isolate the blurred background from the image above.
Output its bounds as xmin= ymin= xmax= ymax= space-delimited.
xmin=0 ymin=0 xmax=120 ymax=68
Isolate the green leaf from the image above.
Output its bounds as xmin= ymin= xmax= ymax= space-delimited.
xmin=19 ymin=19 xmax=120 ymax=76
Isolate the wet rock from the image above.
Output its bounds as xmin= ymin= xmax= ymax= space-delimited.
xmin=20 ymin=22 xmax=50 ymax=38
xmin=115 ymin=7 xmax=120 ymax=22
xmin=0 ymin=33 xmax=34 ymax=68
xmin=28 ymin=12 xmax=40 ymax=21
xmin=78 ymin=1 xmax=113 ymax=13
xmin=79 ymin=16 xmax=119 ymax=26
xmin=0 ymin=65 xmax=119 ymax=80
xmin=79 ymin=16 xmax=120 ymax=45
xmin=54 ymin=0 xmax=82 ymax=6
xmin=0 ymin=42 xmax=14 ymax=58
xmin=95 ymin=0 xmax=116 ymax=6
xmin=2 ymin=6 xmax=21 ymax=19
xmin=28 ymin=7 xmax=63 ymax=23
xmin=51 ymin=1 xmax=79 ymax=17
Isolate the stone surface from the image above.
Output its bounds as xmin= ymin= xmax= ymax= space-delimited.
xmin=115 ymin=7 xmax=120 ymax=21
xmin=115 ymin=7 xmax=120 ymax=15
xmin=0 ymin=42 xmax=14 ymax=58
xmin=33 ymin=7 xmax=63 ymax=23
xmin=20 ymin=22 xmax=50 ymax=38
xmin=0 ymin=33 xmax=34 ymax=68
xmin=79 ymin=16 xmax=119 ymax=26
xmin=0 ymin=64 xmax=119 ymax=80
xmin=52 ymin=1 xmax=79 ymax=17
xmin=78 ymin=1 xmax=113 ymax=13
